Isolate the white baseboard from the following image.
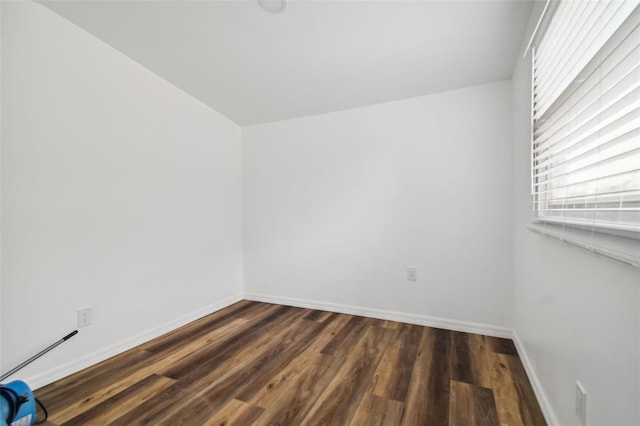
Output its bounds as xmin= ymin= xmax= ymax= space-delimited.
xmin=512 ymin=330 xmax=559 ymax=426
xmin=28 ymin=293 xmax=243 ymax=390
xmin=244 ymin=292 xmax=512 ymax=338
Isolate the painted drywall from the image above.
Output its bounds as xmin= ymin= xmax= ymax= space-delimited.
xmin=511 ymin=17 xmax=640 ymax=426
xmin=1 ymin=1 xmax=243 ymax=386
xmin=243 ymin=81 xmax=513 ymax=331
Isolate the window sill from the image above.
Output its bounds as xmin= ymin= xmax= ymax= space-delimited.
xmin=527 ymin=222 xmax=640 ymax=269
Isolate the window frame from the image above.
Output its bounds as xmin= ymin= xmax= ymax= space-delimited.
xmin=527 ymin=0 xmax=640 ymax=267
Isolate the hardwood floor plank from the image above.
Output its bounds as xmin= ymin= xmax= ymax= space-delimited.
xmin=370 ymin=323 xmax=421 ymax=402
xmin=401 ymin=327 xmax=451 ymax=426
xmin=107 ymin=381 xmax=187 ymax=426
xmin=315 ymin=311 xmax=334 ymax=323
xmin=150 ymin=316 xmax=249 ymax=375
xmin=301 ymin=324 xmax=394 ymax=425
xmin=36 ymin=348 xmax=155 ymax=412
xmin=45 ymin=353 xmax=174 ymax=424
xmin=381 ymin=320 xmax=400 ymax=330
xmin=491 ymin=353 xmax=546 ymax=426
xmin=180 ymin=307 xmax=313 ymax=396
xmin=467 ymin=334 xmax=493 ymax=389
xmin=303 ymin=309 xmax=324 ymax=321
xmin=491 ymin=352 xmax=522 ymax=426
xmin=246 ymin=314 xmax=350 ymax=407
xmin=158 ymin=304 xmax=290 ymax=379
xmin=302 ymin=309 xmax=334 ymax=324
xmin=233 ymin=315 xmax=335 ymax=403
xmin=449 ymin=380 xmax=499 ymax=426
xmin=451 ymin=332 xmax=474 ymax=384
xmin=63 ymin=374 xmax=175 ymax=426
xmin=139 ymin=300 xmax=257 ymax=354
xmin=34 ymin=302 xmax=545 ymax=426
xmin=157 ymin=311 xmax=334 ymax=424
xmin=350 ymin=393 xmax=405 ymax=426
xmin=320 ymin=314 xmax=366 ymax=355
xmin=200 ymin=399 xmax=264 ymax=426
xmin=301 ymin=313 xmax=349 ymax=352
xmin=512 ymin=377 xmax=547 ymax=426
xmin=240 ymin=313 xmax=350 ymax=424
xmin=251 ymin=353 xmax=345 ymax=425
xmin=486 ymin=336 xmax=519 ymax=356
xmin=46 ymin=311 xmax=277 ymax=424
xmin=388 ymin=324 xmax=423 ymax=402
xmin=109 ymin=307 xmax=309 ymax=425
xmin=451 ymin=332 xmax=492 ymax=388
xmin=370 ymin=326 xmax=405 ymax=399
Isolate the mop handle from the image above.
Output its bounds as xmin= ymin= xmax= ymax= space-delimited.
xmin=0 ymin=330 xmax=78 ymax=382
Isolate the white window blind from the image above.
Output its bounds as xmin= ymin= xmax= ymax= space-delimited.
xmin=532 ymin=0 xmax=640 ymax=233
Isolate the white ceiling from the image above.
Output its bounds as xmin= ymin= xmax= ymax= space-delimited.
xmin=40 ymin=0 xmax=533 ymax=126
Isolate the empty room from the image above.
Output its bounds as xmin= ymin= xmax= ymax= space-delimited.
xmin=1 ymin=0 xmax=639 ymax=425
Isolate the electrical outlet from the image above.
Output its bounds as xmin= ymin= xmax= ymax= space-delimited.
xmin=77 ymin=307 xmax=92 ymax=328
xmin=407 ymin=266 xmax=417 ymax=281
xmin=575 ymin=381 xmax=587 ymax=426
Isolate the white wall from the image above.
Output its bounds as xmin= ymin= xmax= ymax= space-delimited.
xmin=511 ymin=22 xmax=640 ymax=426
xmin=243 ymin=81 xmax=513 ymax=333
xmin=1 ymin=1 xmax=243 ymax=387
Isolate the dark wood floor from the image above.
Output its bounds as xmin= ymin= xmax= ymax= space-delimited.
xmin=35 ymin=301 xmax=545 ymax=425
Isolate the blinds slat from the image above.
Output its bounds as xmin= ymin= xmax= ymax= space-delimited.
xmin=533 ymin=137 xmax=640 ymax=181
xmin=535 ymin=0 xmax=638 ymax=116
xmin=533 ymin=169 xmax=640 ymax=198
xmin=535 ymin=150 xmax=640 ymax=190
xmin=534 ymin=92 xmax=640 ymax=156
xmin=536 ymin=1 xmax=607 ymax=104
xmin=534 ymin=121 xmax=639 ymax=167
xmin=532 ymin=0 xmax=640 ymax=232
xmin=535 ymin=21 xmax=640 ymax=131
xmin=537 ymin=1 xmax=623 ymax=114
xmin=535 ymin=26 xmax=640 ymax=135
xmin=533 ymin=188 xmax=640 ymax=205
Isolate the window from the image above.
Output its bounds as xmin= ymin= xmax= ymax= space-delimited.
xmin=532 ymin=0 xmax=640 ymax=234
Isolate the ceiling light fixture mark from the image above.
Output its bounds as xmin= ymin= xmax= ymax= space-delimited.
xmin=257 ymin=0 xmax=286 ymax=14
